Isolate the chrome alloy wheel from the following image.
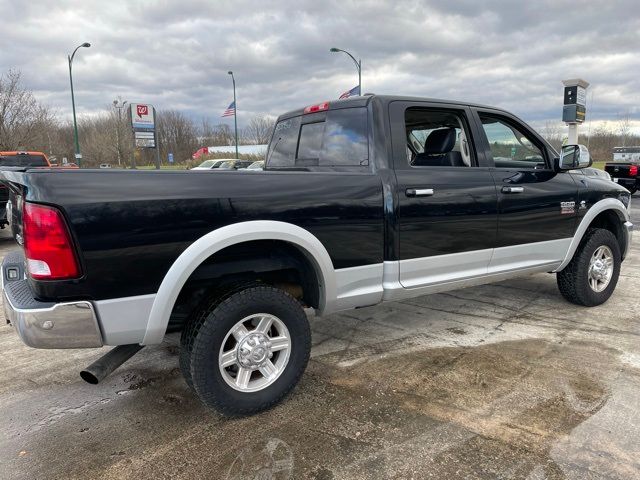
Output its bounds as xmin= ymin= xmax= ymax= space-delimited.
xmin=588 ymin=245 xmax=614 ymax=293
xmin=219 ymin=313 xmax=291 ymax=392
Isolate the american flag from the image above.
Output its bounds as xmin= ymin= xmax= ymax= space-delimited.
xmin=339 ymin=85 xmax=360 ymax=99
xmin=221 ymin=101 xmax=236 ymax=117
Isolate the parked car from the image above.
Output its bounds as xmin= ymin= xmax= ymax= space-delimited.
xmin=191 ymin=159 xmax=228 ymax=170
xmin=218 ymin=159 xmax=254 ymax=170
xmin=0 ymin=95 xmax=633 ymax=416
xmin=604 ymin=160 xmax=639 ymax=194
xmin=242 ymin=161 xmax=265 ymax=170
xmin=99 ymin=163 xmax=112 ymax=169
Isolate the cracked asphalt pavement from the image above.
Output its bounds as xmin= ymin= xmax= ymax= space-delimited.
xmin=1 ymin=202 xmax=639 ymax=479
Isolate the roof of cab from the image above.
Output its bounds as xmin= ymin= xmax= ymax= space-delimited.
xmin=276 ymin=94 xmax=503 ymax=121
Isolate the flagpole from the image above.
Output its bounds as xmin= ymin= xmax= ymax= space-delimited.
xmin=228 ymin=71 xmax=238 ymax=159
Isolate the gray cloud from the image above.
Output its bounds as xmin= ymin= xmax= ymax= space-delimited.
xmin=1 ymin=0 xmax=639 ymax=129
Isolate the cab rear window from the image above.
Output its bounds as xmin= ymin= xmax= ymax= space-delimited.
xmin=267 ymin=107 xmax=368 ymax=168
xmin=0 ymin=154 xmax=48 ymax=167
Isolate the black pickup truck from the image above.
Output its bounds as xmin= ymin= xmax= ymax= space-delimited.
xmin=605 ymin=161 xmax=639 ymax=194
xmin=1 ymin=95 xmax=633 ymax=415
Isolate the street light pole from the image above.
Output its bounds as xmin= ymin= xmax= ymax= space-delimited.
xmin=113 ymin=98 xmax=127 ymax=167
xmin=68 ymin=42 xmax=91 ymax=167
xmin=228 ymin=71 xmax=239 ymax=159
xmin=330 ymin=47 xmax=361 ymax=95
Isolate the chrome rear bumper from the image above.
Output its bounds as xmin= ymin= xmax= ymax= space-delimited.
xmin=2 ymin=253 xmax=103 ymax=349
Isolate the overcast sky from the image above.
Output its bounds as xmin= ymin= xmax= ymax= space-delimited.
xmin=1 ymin=0 xmax=639 ymax=131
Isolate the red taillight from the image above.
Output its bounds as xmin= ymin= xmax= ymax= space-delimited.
xmin=303 ymin=102 xmax=329 ymax=114
xmin=23 ymin=202 xmax=80 ymax=280
xmin=630 ymin=165 xmax=638 ymax=176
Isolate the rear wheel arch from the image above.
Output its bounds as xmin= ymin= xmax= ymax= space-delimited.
xmin=142 ymin=221 xmax=337 ymax=345
xmin=168 ymin=239 xmax=322 ymax=333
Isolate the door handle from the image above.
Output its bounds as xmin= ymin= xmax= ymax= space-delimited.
xmin=501 ymin=186 xmax=524 ymax=194
xmin=406 ymin=188 xmax=434 ymax=197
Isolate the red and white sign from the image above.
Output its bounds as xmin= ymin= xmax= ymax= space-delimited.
xmin=130 ymin=103 xmax=155 ymax=129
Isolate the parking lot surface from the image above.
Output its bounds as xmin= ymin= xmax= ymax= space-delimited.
xmin=1 ymin=204 xmax=639 ymax=480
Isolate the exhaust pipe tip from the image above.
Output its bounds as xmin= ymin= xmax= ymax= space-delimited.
xmin=80 ymin=344 xmax=144 ymax=385
xmin=80 ymin=370 xmax=100 ymax=384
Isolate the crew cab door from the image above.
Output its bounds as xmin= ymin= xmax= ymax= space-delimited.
xmin=389 ymin=101 xmax=498 ymax=288
xmin=471 ymin=108 xmax=579 ymax=271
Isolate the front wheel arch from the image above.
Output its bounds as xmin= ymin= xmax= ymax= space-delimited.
xmin=555 ymin=199 xmax=630 ymax=272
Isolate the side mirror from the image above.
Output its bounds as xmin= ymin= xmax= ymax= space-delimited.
xmin=555 ymin=144 xmax=592 ymax=171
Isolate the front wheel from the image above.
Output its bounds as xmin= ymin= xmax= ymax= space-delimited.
xmin=186 ymin=286 xmax=311 ymax=416
xmin=557 ymin=228 xmax=621 ymax=306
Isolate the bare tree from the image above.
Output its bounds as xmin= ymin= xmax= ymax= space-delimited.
xmin=156 ymin=110 xmax=199 ymax=162
xmin=618 ymin=111 xmax=631 ymax=147
xmin=244 ymin=115 xmax=275 ymax=145
xmin=0 ymin=70 xmax=55 ymax=150
xmin=207 ymin=124 xmax=234 ymax=146
xmin=541 ymin=121 xmax=565 ymax=151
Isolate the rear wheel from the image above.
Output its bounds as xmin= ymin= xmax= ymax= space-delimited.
xmin=185 ymin=286 xmax=311 ymax=415
xmin=557 ymin=228 xmax=621 ymax=306
xmin=179 ymin=282 xmax=259 ymax=390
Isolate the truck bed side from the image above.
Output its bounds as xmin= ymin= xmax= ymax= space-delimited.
xmin=2 ymin=169 xmax=384 ymax=302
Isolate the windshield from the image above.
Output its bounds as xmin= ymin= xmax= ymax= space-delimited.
xmin=0 ymin=154 xmax=48 ymax=167
xmin=198 ymin=160 xmax=215 ymax=168
xmin=219 ymin=161 xmax=235 ymax=169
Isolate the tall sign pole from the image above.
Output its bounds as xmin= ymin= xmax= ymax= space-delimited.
xmin=228 ymin=71 xmax=239 ymax=159
xmin=562 ymin=78 xmax=589 ymax=145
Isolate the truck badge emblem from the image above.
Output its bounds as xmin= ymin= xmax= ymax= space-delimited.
xmin=560 ymin=201 xmax=576 ymax=214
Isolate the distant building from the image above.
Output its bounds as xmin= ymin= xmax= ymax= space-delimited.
xmin=612 ymin=146 xmax=640 ymax=162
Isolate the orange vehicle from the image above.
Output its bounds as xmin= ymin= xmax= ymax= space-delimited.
xmin=0 ymin=151 xmax=79 ymax=168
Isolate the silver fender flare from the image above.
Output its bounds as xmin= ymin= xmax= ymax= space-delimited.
xmin=554 ymin=198 xmax=630 ymax=272
xmin=141 ymin=221 xmax=336 ymax=345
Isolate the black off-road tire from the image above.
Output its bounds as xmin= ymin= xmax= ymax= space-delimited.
xmin=179 ymin=282 xmax=260 ymax=390
xmin=187 ymin=286 xmax=311 ymax=416
xmin=557 ymin=228 xmax=621 ymax=306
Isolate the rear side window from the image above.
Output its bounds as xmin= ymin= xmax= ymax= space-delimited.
xmin=267 ymin=116 xmax=302 ymax=167
xmin=0 ymin=154 xmax=48 ymax=167
xmin=267 ymin=107 xmax=368 ymax=168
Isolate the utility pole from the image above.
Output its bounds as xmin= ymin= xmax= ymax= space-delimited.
xmin=68 ymin=42 xmax=91 ymax=167
xmin=228 ymin=71 xmax=239 ymax=159
xmin=113 ymin=97 xmax=127 ymax=166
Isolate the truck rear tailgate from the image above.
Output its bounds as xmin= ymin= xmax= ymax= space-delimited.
xmin=605 ymin=163 xmax=638 ymax=179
